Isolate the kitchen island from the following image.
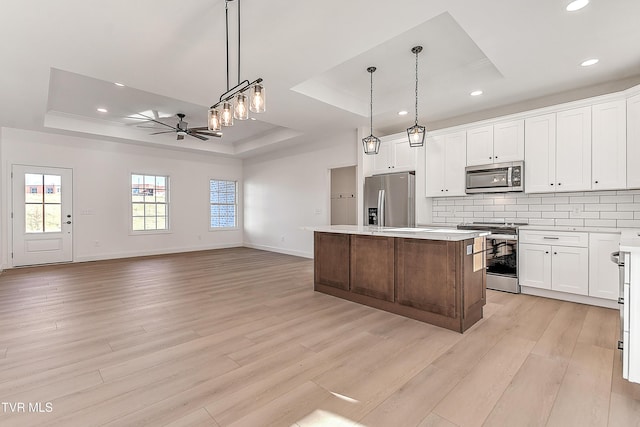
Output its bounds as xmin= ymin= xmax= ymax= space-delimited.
xmin=309 ymin=225 xmax=489 ymax=333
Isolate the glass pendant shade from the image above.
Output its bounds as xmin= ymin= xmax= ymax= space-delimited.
xmin=250 ymin=83 xmax=266 ymax=113
xmin=221 ymin=101 xmax=234 ymax=127
xmin=407 ymin=123 xmax=426 ymax=147
xmin=362 ymin=134 xmax=381 ymax=155
xmin=234 ymin=93 xmax=249 ymax=120
xmin=208 ymin=108 xmax=221 ymax=132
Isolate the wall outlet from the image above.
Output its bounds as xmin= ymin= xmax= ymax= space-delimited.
xmin=572 ymin=205 xmax=582 ymax=214
xmin=94 ymin=241 xmax=100 ymax=247
xmin=315 ymin=208 xmax=322 ymax=215
xmin=281 ymin=235 xmax=285 ymax=242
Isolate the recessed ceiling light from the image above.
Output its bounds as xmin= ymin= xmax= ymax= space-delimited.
xmin=566 ymin=0 xmax=589 ymax=12
xmin=470 ymin=90 xmax=483 ymax=96
xmin=398 ymin=110 xmax=409 ymax=116
xmin=114 ymin=82 xmax=125 ymax=87
xmin=581 ymin=58 xmax=599 ymax=67
xmin=97 ymin=108 xmax=108 ymax=113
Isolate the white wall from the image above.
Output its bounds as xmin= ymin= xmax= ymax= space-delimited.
xmin=1 ymin=127 xmax=243 ymax=268
xmin=243 ymin=130 xmax=358 ymax=258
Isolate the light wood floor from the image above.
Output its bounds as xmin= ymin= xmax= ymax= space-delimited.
xmin=0 ymin=248 xmax=638 ymax=427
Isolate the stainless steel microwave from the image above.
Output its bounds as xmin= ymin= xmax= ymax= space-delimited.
xmin=465 ymin=161 xmax=524 ymax=193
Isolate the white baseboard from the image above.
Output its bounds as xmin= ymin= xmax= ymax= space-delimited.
xmin=242 ymin=242 xmax=313 ymax=259
xmin=73 ymin=242 xmax=243 ymax=264
xmin=521 ymin=286 xmax=619 ymax=309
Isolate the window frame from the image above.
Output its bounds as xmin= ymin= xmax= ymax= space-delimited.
xmin=130 ymin=172 xmax=171 ymax=234
xmin=209 ymin=178 xmax=239 ymax=231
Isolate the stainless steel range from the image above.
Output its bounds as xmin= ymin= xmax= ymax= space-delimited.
xmin=457 ymin=222 xmax=526 ymax=293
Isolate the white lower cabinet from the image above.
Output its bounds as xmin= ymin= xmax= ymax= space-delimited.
xmin=519 ymin=242 xmax=588 ymax=295
xmin=520 ymin=230 xmax=622 ymax=305
xmin=589 ymin=233 xmax=622 ymax=300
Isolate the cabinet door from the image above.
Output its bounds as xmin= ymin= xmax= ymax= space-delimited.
xmin=466 ymin=125 xmax=494 ymax=166
xmin=556 ymin=107 xmax=592 ymax=191
xmin=592 ymin=100 xmax=626 ymax=190
xmin=525 ymin=114 xmax=556 ymax=193
xmin=493 ymin=119 xmax=524 ymax=163
xmin=628 ymin=94 xmax=640 ymax=189
xmin=519 ymin=243 xmax=552 ymax=290
xmin=426 ymin=135 xmax=446 ymax=197
xmin=372 ymin=142 xmax=392 ymax=173
xmin=444 ymin=131 xmax=467 ymax=196
xmin=589 ymin=233 xmax=621 ymax=301
xmin=392 ymin=138 xmax=417 ymax=171
xmin=551 ymin=246 xmax=589 ymax=295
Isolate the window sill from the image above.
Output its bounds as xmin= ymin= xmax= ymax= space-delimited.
xmin=129 ymin=229 xmax=173 ymax=236
xmin=209 ymin=227 xmax=239 ymax=232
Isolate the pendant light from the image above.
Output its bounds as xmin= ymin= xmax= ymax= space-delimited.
xmin=208 ymin=0 xmax=265 ymax=133
xmin=362 ymin=66 xmax=381 ymax=155
xmin=406 ymin=46 xmax=426 ymax=147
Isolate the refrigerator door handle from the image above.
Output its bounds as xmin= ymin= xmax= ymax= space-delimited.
xmin=378 ymin=189 xmax=385 ymax=226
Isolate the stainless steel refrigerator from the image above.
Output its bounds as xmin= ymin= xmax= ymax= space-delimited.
xmin=364 ymin=171 xmax=415 ymax=227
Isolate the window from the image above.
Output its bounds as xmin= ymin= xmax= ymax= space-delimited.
xmin=131 ymin=174 xmax=169 ymax=231
xmin=24 ymin=174 xmax=62 ymax=233
xmin=210 ymin=179 xmax=237 ymax=228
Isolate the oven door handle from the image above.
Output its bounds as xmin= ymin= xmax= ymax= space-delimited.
xmin=487 ymin=234 xmax=517 ymax=240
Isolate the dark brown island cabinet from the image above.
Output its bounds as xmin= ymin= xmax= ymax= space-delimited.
xmin=314 ymin=231 xmax=487 ymax=333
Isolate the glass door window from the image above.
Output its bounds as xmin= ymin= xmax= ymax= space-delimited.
xmin=24 ymin=173 xmax=62 ymax=233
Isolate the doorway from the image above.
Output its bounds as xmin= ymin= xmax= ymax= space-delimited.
xmin=330 ymin=166 xmax=357 ymax=225
xmin=11 ymin=165 xmax=73 ymax=266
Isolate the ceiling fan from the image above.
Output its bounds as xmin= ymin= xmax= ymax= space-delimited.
xmin=138 ymin=113 xmax=222 ymax=141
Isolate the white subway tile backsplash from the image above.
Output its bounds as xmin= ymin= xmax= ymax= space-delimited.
xmin=569 ymin=196 xmax=599 ymax=204
xmin=617 ymin=203 xmax=640 ymax=211
xmin=542 ymin=211 xmax=570 ymax=219
xmin=431 ymin=190 xmax=640 ymax=228
xmin=473 ymin=199 xmax=494 ymax=205
xmin=504 ymin=205 xmax=529 ymax=212
xmin=517 ymin=211 xmax=542 ymax=218
xmin=529 ymin=205 xmax=555 ymax=212
xmin=556 ymin=219 xmax=585 ymax=227
xmin=600 ymin=195 xmax=634 ymax=203
xmin=541 ymin=197 xmax=569 ymax=204
xmin=584 ymin=219 xmax=618 ymax=227
xmin=600 ymin=211 xmax=634 ymax=220
xmin=617 ymin=220 xmax=640 ymax=228
xmin=518 ymin=197 xmax=541 ymax=205
xmin=570 ymin=211 xmax=600 ymax=219
xmin=585 ymin=203 xmax=616 ymax=212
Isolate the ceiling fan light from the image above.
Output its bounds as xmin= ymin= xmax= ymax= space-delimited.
xmin=208 ymin=108 xmax=222 ymax=132
xmin=250 ymin=83 xmax=266 ymax=113
xmin=221 ymin=101 xmax=234 ymax=127
xmin=362 ymin=135 xmax=381 ymax=155
xmin=234 ymin=93 xmax=249 ymax=120
xmin=407 ymin=123 xmax=426 ymax=147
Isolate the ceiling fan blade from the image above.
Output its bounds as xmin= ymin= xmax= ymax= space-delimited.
xmin=150 ymin=130 xmax=174 ymax=135
xmin=129 ymin=113 xmax=177 ymax=130
xmin=189 ymin=133 xmax=209 ymax=141
xmin=188 ymin=127 xmax=209 ymax=131
xmin=194 ymin=131 xmax=222 ymax=137
xmin=177 ymin=134 xmax=185 ymax=141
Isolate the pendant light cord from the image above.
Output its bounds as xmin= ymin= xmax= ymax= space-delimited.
xmin=225 ymin=0 xmax=230 ymax=91
xmin=370 ymin=70 xmax=374 ymax=134
xmin=414 ymin=50 xmax=419 ymax=126
xmin=237 ymin=0 xmax=241 ymax=86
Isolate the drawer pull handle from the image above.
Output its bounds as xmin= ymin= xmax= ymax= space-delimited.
xmin=543 ymin=237 xmax=560 ymax=240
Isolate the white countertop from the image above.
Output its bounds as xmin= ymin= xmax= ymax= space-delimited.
xmin=620 ymin=229 xmax=640 ymax=253
xmin=517 ymin=225 xmax=625 ymax=234
xmin=304 ymin=225 xmax=489 ymax=241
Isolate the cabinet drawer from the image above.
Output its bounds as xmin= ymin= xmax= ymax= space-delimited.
xmin=519 ymin=230 xmax=588 ymax=247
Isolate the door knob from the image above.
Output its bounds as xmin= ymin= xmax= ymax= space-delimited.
xmin=66 ymin=221 xmax=72 ymax=224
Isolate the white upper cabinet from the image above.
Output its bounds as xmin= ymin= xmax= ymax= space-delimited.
xmin=525 ymin=107 xmax=591 ymax=193
xmin=555 ymin=106 xmax=592 ymax=192
xmin=628 ymin=93 xmax=640 ymax=189
xmin=525 ymin=113 xmax=556 ymax=193
xmin=466 ymin=125 xmax=494 ymax=166
xmin=466 ymin=120 xmax=524 ymax=166
xmin=366 ymin=136 xmax=417 ymax=176
xmin=592 ymin=100 xmax=627 ymax=190
xmin=426 ymin=131 xmax=466 ymax=197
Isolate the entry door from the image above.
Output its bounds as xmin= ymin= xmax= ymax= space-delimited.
xmin=12 ymin=165 xmax=73 ymax=266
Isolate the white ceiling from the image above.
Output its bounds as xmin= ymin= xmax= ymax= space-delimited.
xmin=1 ymin=0 xmax=639 ymax=158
